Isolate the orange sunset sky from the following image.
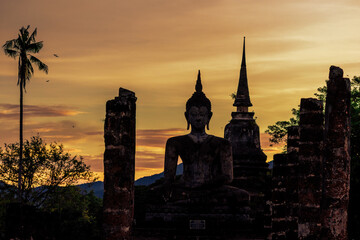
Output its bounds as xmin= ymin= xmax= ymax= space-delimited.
xmin=1 ymin=0 xmax=360 ymax=180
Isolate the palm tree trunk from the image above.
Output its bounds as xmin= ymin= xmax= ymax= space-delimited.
xmin=19 ymin=83 xmax=23 ymax=202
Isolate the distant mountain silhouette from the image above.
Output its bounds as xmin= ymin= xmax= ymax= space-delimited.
xmin=77 ymin=181 xmax=105 ymax=199
xmin=134 ymin=163 xmax=183 ymax=186
xmin=78 ymin=164 xmax=184 ymax=199
xmin=2 ymin=162 xmax=271 ymax=199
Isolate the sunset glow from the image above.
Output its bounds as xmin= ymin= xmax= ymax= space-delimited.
xmin=1 ymin=0 xmax=359 ymax=179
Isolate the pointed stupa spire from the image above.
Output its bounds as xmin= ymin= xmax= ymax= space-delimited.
xmin=241 ymin=37 xmax=246 ymax=67
xmin=195 ymin=70 xmax=203 ymax=92
xmin=233 ymin=37 xmax=252 ymax=111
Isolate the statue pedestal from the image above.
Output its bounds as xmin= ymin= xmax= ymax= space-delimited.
xmin=137 ymin=201 xmax=253 ymax=239
xmin=134 ymin=185 xmax=256 ymax=238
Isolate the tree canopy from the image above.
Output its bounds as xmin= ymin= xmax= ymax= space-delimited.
xmin=0 ymin=136 xmax=97 ymax=206
xmin=2 ymin=25 xmax=48 ymax=88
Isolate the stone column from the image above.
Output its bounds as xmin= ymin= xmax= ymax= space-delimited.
xmin=270 ymin=126 xmax=300 ymax=240
xmin=103 ymin=88 xmax=137 ymax=240
xmin=297 ymin=98 xmax=324 ymax=240
xmin=286 ymin=126 xmax=300 ymax=239
xmin=270 ymin=153 xmax=288 ymax=239
xmin=321 ymin=66 xmax=351 ymax=240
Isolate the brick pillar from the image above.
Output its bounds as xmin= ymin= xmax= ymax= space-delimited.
xmin=103 ymin=88 xmax=137 ymax=240
xmin=287 ymin=126 xmax=300 ymax=153
xmin=321 ymin=66 xmax=351 ymax=240
xmin=270 ymin=126 xmax=300 ymax=240
xmin=268 ymin=126 xmax=300 ymax=240
xmin=286 ymin=126 xmax=300 ymax=239
xmin=297 ymin=98 xmax=324 ymax=240
xmin=271 ymin=153 xmax=288 ymax=239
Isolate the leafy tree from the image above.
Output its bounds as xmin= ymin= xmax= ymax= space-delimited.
xmin=0 ymin=136 xmax=97 ymax=206
xmin=265 ymin=108 xmax=299 ymax=147
xmin=2 ymin=26 xmax=49 ymax=200
xmin=265 ymin=84 xmax=329 ymax=149
xmin=41 ymin=186 xmax=102 ymax=240
xmin=348 ymin=76 xmax=360 ymax=239
xmin=3 ymin=186 xmax=103 ymax=240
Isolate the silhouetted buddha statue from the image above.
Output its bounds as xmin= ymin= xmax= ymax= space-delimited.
xmin=160 ymin=71 xmax=249 ymax=204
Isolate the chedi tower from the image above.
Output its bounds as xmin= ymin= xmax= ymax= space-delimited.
xmin=224 ymin=37 xmax=268 ymax=194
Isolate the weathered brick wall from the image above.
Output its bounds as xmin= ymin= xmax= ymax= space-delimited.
xmin=270 ymin=126 xmax=299 ymax=240
xmin=286 ymin=126 xmax=300 ymax=238
xmin=264 ymin=66 xmax=352 ymax=239
xmin=103 ymin=88 xmax=137 ymax=240
xmin=287 ymin=126 xmax=300 ymax=153
xmin=270 ymin=153 xmax=288 ymax=239
xmin=297 ymin=98 xmax=324 ymax=240
xmin=321 ymin=66 xmax=351 ymax=240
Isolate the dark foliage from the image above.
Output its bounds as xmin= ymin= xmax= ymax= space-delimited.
xmin=0 ymin=136 xmax=97 ymax=206
xmin=3 ymin=186 xmax=102 ymax=240
xmin=0 ymin=137 xmax=101 ymax=239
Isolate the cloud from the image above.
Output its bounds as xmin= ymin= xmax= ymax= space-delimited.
xmin=1 ymin=0 xmax=359 ymax=180
xmin=79 ymin=129 xmax=175 ymax=180
xmin=40 ymin=128 xmax=186 ymax=179
xmin=80 ymin=148 xmax=166 ymax=181
xmin=136 ymin=128 xmax=186 ymax=147
xmin=134 ymin=128 xmax=188 ymax=178
xmin=81 ymin=154 xmax=103 ymax=172
xmin=0 ymin=103 xmax=83 ymax=119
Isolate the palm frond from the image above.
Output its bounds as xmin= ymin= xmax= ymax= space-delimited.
xmin=17 ymin=34 xmax=25 ymax=49
xmin=18 ymin=59 xmax=34 ymax=91
xmin=3 ymin=49 xmax=19 ymax=58
xmin=26 ymin=58 xmax=34 ymax=75
xmin=19 ymin=26 xmax=30 ymax=44
xmin=5 ymin=25 xmax=48 ymax=90
xmin=30 ymin=55 xmax=48 ymax=74
xmin=28 ymin=28 xmax=37 ymax=44
xmin=26 ymin=41 xmax=43 ymax=53
xmin=24 ymin=67 xmax=33 ymax=85
xmin=3 ymin=39 xmax=15 ymax=49
xmin=24 ymin=61 xmax=34 ymax=90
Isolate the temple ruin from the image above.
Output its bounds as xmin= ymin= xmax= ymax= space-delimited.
xmin=103 ymin=40 xmax=351 ymax=239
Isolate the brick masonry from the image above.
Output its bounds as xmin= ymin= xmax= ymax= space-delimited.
xmin=321 ymin=66 xmax=351 ymax=240
xmin=270 ymin=66 xmax=351 ymax=240
xmin=103 ymin=88 xmax=137 ymax=240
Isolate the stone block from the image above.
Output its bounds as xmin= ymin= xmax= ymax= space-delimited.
xmin=298 ymin=206 xmax=321 ymax=222
xmin=299 ymin=112 xmax=324 ymax=126
xmin=300 ymin=98 xmax=323 ymax=112
xmin=298 ymin=189 xmax=321 ymax=206
xmin=298 ymin=161 xmax=322 ymax=177
xmin=299 ymin=127 xmax=324 ymax=142
xmin=298 ymin=142 xmax=323 ymax=157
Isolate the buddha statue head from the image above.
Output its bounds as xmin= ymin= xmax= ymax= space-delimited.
xmin=185 ymin=70 xmax=213 ymax=131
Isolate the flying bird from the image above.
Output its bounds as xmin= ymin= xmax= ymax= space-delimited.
xmin=46 ymin=80 xmax=50 ymax=82
xmin=53 ymin=54 xmax=59 ymax=57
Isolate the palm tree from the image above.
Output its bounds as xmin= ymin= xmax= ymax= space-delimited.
xmin=2 ymin=25 xmax=48 ymax=201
